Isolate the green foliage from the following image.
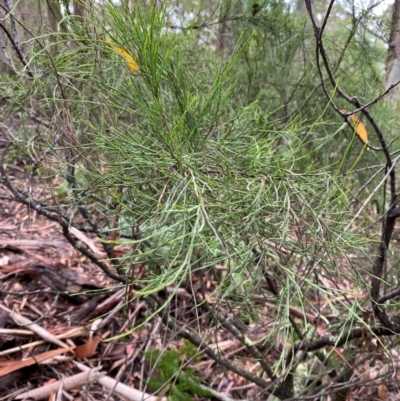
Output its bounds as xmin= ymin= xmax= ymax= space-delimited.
xmin=143 ymin=344 xmax=212 ymax=401
xmin=2 ymin=0 xmax=376 ymax=326
xmin=1 ymin=0 xmax=398 ymax=398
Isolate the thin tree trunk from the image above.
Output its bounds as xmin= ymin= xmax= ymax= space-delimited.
xmin=385 ymin=0 xmax=400 ymax=95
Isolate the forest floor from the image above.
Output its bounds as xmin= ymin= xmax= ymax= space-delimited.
xmin=0 ymin=171 xmax=399 ymax=401
xmin=0 ymin=171 xmax=258 ymax=401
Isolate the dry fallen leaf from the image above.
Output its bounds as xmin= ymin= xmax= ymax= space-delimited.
xmin=378 ymin=384 xmax=388 ymax=399
xmin=74 ymin=333 xmax=103 ymax=359
xmin=0 ymin=347 xmax=73 ymax=376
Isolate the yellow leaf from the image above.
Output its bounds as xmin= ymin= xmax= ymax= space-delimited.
xmin=103 ymin=39 xmax=139 ymax=72
xmin=341 ymin=109 xmax=368 ymax=145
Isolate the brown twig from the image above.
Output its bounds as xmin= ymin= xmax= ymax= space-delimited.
xmin=304 ymin=0 xmax=400 ymax=334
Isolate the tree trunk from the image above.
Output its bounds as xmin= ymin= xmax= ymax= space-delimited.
xmin=386 ymin=0 xmax=400 ymax=95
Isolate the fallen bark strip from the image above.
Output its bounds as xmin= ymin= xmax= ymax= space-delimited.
xmin=0 ymin=347 xmax=74 ymax=376
xmin=75 ymin=362 xmax=167 ymax=401
xmin=15 ymin=368 xmax=102 ymax=400
xmin=0 ymin=239 xmax=65 ymax=248
xmin=0 ymin=304 xmax=69 ymax=348
xmin=0 ymin=326 xmax=88 ymax=357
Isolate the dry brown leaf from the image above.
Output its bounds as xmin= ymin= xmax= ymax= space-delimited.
xmin=0 ymin=347 xmax=73 ymax=376
xmin=378 ymin=384 xmax=388 ymax=399
xmin=74 ymin=333 xmax=102 ymax=359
